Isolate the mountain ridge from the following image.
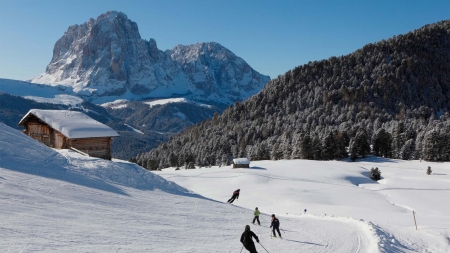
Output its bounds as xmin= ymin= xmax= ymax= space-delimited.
xmin=31 ymin=11 xmax=270 ymax=104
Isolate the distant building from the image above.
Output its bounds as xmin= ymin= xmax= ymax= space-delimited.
xmin=18 ymin=109 xmax=119 ymax=160
xmin=232 ymin=158 xmax=250 ymax=168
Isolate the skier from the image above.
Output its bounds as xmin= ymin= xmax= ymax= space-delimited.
xmin=252 ymin=207 xmax=261 ymax=225
xmin=240 ymin=225 xmax=259 ymax=253
xmin=227 ymin=189 xmax=240 ymax=203
xmin=270 ymin=214 xmax=281 ymax=238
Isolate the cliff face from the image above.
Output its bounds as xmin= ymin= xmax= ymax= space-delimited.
xmin=32 ymin=11 xmax=270 ymax=103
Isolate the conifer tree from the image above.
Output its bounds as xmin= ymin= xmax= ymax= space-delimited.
xmin=373 ymin=128 xmax=393 ymax=158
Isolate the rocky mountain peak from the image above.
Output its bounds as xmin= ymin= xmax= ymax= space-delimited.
xmin=32 ymin=11 xmax=270 ymax=104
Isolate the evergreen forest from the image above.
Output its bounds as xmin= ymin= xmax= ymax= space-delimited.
xmin=134 ymin=21 xmax=450 ymax=168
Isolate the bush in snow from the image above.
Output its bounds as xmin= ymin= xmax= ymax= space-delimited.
xmin=370 ymin=167 xmax=382 ymax=181
xmin=427 ymin=166 xmax=432 ymax=175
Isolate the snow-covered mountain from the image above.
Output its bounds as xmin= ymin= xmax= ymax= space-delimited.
xmin=31 ymin=11 xmax=270 ymax=104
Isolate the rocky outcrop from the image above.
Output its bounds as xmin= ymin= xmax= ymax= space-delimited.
xmin=32 ymin=11 xmax=270 ymax=104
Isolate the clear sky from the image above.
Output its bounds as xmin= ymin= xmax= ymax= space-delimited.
xmin=0 ymin=0 xmax=449 ymax=81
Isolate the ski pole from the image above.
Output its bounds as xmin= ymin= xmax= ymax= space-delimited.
xmin=240 ymin=245 xmax=243 ymax=253
xmin=258 ymin=242 xmax=270 ymax=253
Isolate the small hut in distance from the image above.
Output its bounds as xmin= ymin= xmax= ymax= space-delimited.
xmin=232 ymin=158 xmax=250 ymax=168
xmin=18 ymin=109 xmax=119 ymax=160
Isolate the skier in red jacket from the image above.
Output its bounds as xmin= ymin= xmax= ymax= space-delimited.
xmin=227 ymin=189 xmax=240 ymax=203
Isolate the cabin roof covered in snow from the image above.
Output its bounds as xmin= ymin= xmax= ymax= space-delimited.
xmin=233 ymin=158 xmax=250 ymax=164
xmin=18 ymin=109 xmax=119 ymax=139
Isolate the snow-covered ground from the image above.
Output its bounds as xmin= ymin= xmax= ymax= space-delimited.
xmin=0 ymin=78 xmax=82 ymax=107
xmin=155 ymin=160 xmax=450 ymax=252
xmin=1 ymin=122 xmax=449 ymax=252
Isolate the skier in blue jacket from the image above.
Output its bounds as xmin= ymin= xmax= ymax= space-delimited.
xmin=270 ymin=214 xmax=281 ymax=238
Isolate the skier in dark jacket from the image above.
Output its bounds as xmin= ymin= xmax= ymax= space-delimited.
xmin=270 ymin=214 xmax=281 ymax=238
xmin=227 ymin=189 xmax=240 ymax=203
xmin=240 ymin=225 xmax=259 ymax=253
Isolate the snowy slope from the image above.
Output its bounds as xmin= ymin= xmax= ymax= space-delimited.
xmin=0 ymin=123 xmax=379 ymax=252
xmin=155 ymin=160 xmax=450 ymax=252
xmin=0 ymin=78 xmax=82 ymax=107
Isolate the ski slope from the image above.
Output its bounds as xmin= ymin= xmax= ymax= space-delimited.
xmin=155 ymin=160 xmax=450 ymax=252
xmin=1 ymin=123 xmax=448 ymax=252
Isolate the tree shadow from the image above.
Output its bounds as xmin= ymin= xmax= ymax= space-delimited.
xmin=358 ymin=156 xmax=400 ymax=163
xmin=284 ymin=239 xmax=326 ymax=246
xmin=344 ymin=171 xmax=384 ymax=186
xmin=248 ymin=166 xmax=267 ymax=170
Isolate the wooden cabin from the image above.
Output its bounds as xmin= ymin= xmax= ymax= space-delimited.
xmin=232 ymin=158 xmax=250 ymax=168
xmin=18 ymin=109 xmax=119 ymax=160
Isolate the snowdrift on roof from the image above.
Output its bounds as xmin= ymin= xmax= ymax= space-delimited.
xmin=19 ymin=109 xmax=119 ymax=139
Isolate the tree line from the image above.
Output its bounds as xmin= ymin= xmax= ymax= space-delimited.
xmin=133 ymin=20 xmax=450 ymax=169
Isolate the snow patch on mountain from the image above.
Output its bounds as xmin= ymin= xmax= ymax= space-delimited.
xmin=143 ymin=98 xmax=188 ymax=107
xmin=0 ymin=78 xmax=81 ymax=106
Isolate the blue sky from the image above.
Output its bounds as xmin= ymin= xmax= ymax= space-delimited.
xmin=0 ymin=0 xmax=449 ymax=81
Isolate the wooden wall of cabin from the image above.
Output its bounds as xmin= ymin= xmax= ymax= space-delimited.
xmin=54 ymin=132 xmax=67 ymax=149
xmin=26 ymin=122 xmax=53 ymax=147
xmin=68 ymin=138 xmax=112 ymax=160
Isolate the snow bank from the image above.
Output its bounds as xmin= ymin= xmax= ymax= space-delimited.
xmin=0 ymin=123 xmax=187 ymax=195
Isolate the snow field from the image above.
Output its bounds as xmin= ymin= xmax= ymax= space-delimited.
xmin=1 ymin=123 xmax=449 ymax=252
xmin=156 ymin=159 xmax=450 ymax=252
xmin=0 ymin=123 xmax=376 ymax=252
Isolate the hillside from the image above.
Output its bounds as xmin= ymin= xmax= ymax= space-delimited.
xmin=137 ymin=20 xmax=450 ymax=167
xmin=0 ymin=123 xmax=383 ymax=252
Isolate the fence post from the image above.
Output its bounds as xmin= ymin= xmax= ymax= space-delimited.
xmin=413 ymin=211 xmax=418 ymax=230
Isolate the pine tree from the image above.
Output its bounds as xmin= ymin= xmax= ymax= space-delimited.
xmin=350 ymin=129 xmax=371 ymax=161
xmin=299 ymin=134 xmax=312 ymax=159
xmin=399 ymin=139 xmax=415 ymax=160
xmin=427 ymin=166 xmax=432 ymax=175
xmin=373 ymin=128 xmax=392 ymax=158
xmin=334 ymin=131 xmax=349 ymax=158
xmin=370 ymin=167 xmax=382 ymax=181
xmin=146 ymin=159 xmax=158 ymax=170
xmin=311 ymin=135 xmax=322 ymax=160
xmin=321 ymin=131 xmax=336 ymax=160
xmin=169 ymin=153 xmax=178 ymax=167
